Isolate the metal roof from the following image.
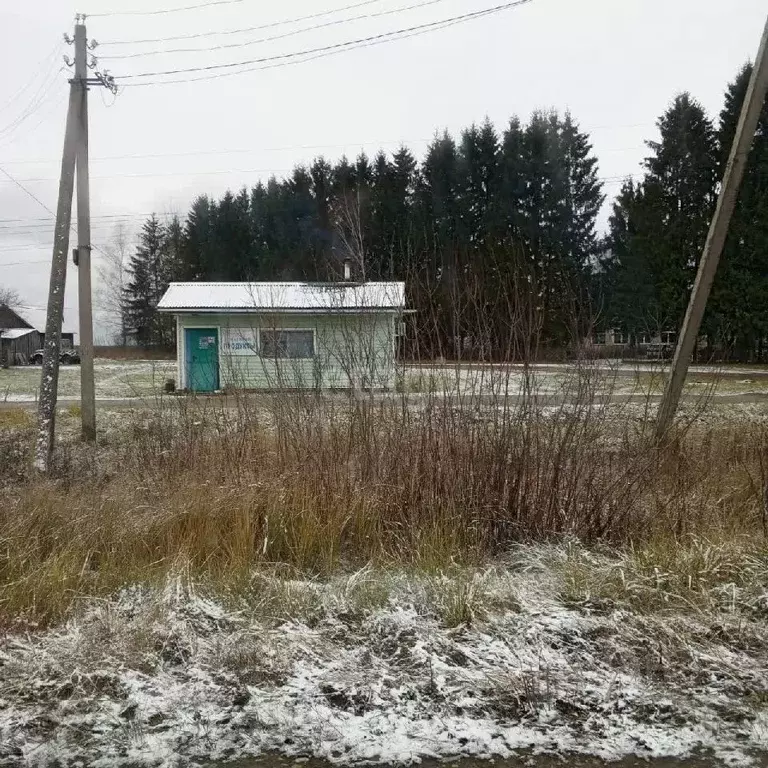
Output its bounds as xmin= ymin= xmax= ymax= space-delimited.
xmin=157 ymin=282 xmax=406 ymax=313
xmin=15 ymin=307 xmax=77 ymax=337
xmin=0 ymin=328 xmax=37 ymax=340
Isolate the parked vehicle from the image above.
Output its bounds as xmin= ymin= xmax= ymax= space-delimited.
xmin=29 ymin=348 xmax=81 ymax=365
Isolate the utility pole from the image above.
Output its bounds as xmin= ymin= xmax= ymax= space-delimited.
xmin=35 ymin=16 xmax=117 ymax=470
xmin=655 ymin=14 xmax=768 ymax=440
xmin=74 ymin=22 xmax=96 ymax=441
xmin=34 ymin=64 xmax=81 ymax=471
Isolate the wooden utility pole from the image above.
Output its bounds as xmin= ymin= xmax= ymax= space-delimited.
xmin=34 ymin=63 xmax=81 ymax=471
xmin=655 ymin=14 xmax=768 ymax=440
xmin=74 ymin=21 xmax=96 ymax=441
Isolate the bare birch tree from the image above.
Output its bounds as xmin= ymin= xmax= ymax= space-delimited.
xmin=97 ymin=222 xmax=131 ymax=346
xmin=333 ymin=191 xmax=367 ymax=281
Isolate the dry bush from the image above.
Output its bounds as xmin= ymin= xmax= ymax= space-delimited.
xmin=2 ymin=367 xmax=766 ymax=627
xmin=2 ymin=258 xmax=765 ymax=626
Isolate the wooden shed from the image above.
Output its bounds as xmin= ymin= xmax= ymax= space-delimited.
xmin=1 ymin=328 xmax=41 ymax=365
xmin=0 ymin=305 xmax=37 ymax=365
xmin=0 ymin=304 xmax=76 ymax=365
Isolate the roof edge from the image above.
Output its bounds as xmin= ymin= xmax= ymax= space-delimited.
xmin=157 ymin=307 xmax=404 ymax=314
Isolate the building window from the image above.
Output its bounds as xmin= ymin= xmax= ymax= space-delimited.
xmin=260 ymin=329 xmax=315 ymax=359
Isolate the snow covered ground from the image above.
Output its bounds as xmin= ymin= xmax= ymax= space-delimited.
xmin=3 ymin=359 xmax=768 ymax=404
xmin=3 ymin=548 xmax=768 ymax=767
xmin=0 ymin=359 xmax=176 ymax=402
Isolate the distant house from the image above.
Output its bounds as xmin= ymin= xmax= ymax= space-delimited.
xmin=157 ymin=281 xmax=406 ymax=391
xmin=0 ymin=305 xmax=40 ymax=365
xmin=19 ymin=307 xmax=76 ymax=350
xmin=0 ymin=304 xmax=75 ymax=365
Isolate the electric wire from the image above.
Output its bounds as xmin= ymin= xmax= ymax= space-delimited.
xmin=0 ymin=41 xmax=64 ymax=117
xmin=100 ymin=0 xmax=451 ymax=60
xmin=88 ymin=0 xmax=247 ymax=19
xmin=102 ymin=0 xmax=384 ymax=44
xmin=115 ymin=0 xmax=534 ymax=83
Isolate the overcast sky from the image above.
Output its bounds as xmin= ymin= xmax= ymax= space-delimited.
xmin=0 ymin=0 xmax=765 ymax=341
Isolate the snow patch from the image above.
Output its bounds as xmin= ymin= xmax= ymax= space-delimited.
xmin=1 ymin=568 xmax=767 ymax=766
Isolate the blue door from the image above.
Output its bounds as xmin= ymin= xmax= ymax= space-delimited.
xmin=185 ymin=328 xmax=219 ymax=392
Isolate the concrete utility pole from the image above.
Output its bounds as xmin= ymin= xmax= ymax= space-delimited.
xmin=35 ymin=16 xmax=117 ymax=470
xmin=655 ymin=14 xmax=768 ymax=440
xmin=34 ymin=62 xmax=81 ymax=471
xmin=74 ymin=22 xmax=96 ymax=441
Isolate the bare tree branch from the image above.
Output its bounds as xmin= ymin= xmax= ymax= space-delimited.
xmin=0 ymin=285 xmax=21 ymax=310
xmin=333 ymin=191 xmax=367 ymax=281
xmin=96 ymin=222 xmax=131 ymax=345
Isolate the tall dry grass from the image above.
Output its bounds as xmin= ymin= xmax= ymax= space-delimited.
xmin=2 ymin=257 xmax=765 ymax=626
xmin=1 ymin=360 xmax=766 ymax=626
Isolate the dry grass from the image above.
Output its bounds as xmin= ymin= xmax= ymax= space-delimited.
xmin=557 ymin=534 xmax=768 ymax=615
xmin=0 ymin=408 xmax=31 ymax=428
xmin=1 ymin=364 xmax=767 ymax=626
xmin=94 ymin=346 xmax=175 ymax=360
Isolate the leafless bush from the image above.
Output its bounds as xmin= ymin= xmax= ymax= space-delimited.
xmin=0 ymin=246 xmax=759 ymax=625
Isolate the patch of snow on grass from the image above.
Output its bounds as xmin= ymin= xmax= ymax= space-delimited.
xmin=1 ymin=560 xmax=768 ymax=766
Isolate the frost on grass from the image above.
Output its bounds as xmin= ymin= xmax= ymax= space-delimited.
xmin=2 ymin=549 xmax=768 ymax=767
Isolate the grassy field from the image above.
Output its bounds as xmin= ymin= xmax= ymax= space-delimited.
xmin=3 ymin=360 xmax=768 ymax=765
xmin=0 ymin=359 xmax=176 ymax=401
xmin=4 ymin=357 xmax=768 ymax=403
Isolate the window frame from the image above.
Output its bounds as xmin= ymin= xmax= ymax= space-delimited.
xmin=258 ymin=327 xmax=316 ymax=360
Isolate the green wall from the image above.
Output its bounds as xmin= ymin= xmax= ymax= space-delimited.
xmin=177 ymin=312 xmax=397 ymax=390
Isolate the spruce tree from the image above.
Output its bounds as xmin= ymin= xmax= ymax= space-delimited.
xmin=513 ymin=111 xmax=603 ymax=342
xmin=309 ymin=157 xmax=334 ymax=274
xmin=181 ymin=196 xmax=213 ymax=281
xmin=557 ymin=112 xmax=603 ymax=276
xmin=418 ymin=131 xmax=461 ymax=255
xmin=602 ymin=179 xmax=659 ymax=336
xmin=709 ymin=64 xmax=768 ymax=359
xmin=642 ymin=93 xmax=718 ymax=331
xmin=210 ymin=189 xmax=252 ymax=280
xmin=124 ymin=215 xmax=166 ymax=346
xmin=457 ymin=118 xmax=501 ymax=247
xmin=500 ymin=116 xmax=526 ymax=241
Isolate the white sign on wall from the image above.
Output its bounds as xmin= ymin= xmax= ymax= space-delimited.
xmin=221 ymin=328 xmax=259 ymax=356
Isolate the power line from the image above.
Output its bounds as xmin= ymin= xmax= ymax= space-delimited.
xmin=0 ymin=243 xmax=59 ymax=251
xmin=0 ymin=167 xmax=292 ymax=183
xmin=100 ymin=0 xmax=451 ymax=60
xmin=0 ymin=212 xmax=153 ymax=225
xmin=0 ymin=133 xmax=654 ymax=167
xmin=0 ymin=167 xmax=636 ymax=186
xmin=0 ymin=91 xmax=69 ymax=155
xmin=0 ymin=166 xmax=57 ymax=218
xmin=125 ymin=11 xmax=521 ymax=86
xmin=115 ymin=0 xmax=534 ymax=82
xmin=88 ymin=0 xmax=246 ymax=18
xmin=0 ymin=59 xmax=66 ymax=145
xmin=0 ymin=211 xmax=160 ymax=224
xmin=0 ymin=139 xmax=430 ymax=166
xmin=0 ymin=260 xmax=53 ymax=268
xmin=0 ymin=41 xmax=63 ymax=117
xmin=102 ymin=0 xmax=384 ymax=45
xmin=0 ymin=165 xmax=110 ymax=260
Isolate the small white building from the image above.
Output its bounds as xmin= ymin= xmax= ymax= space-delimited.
xmin=157 ymin=281 xmax=406 ymax=391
